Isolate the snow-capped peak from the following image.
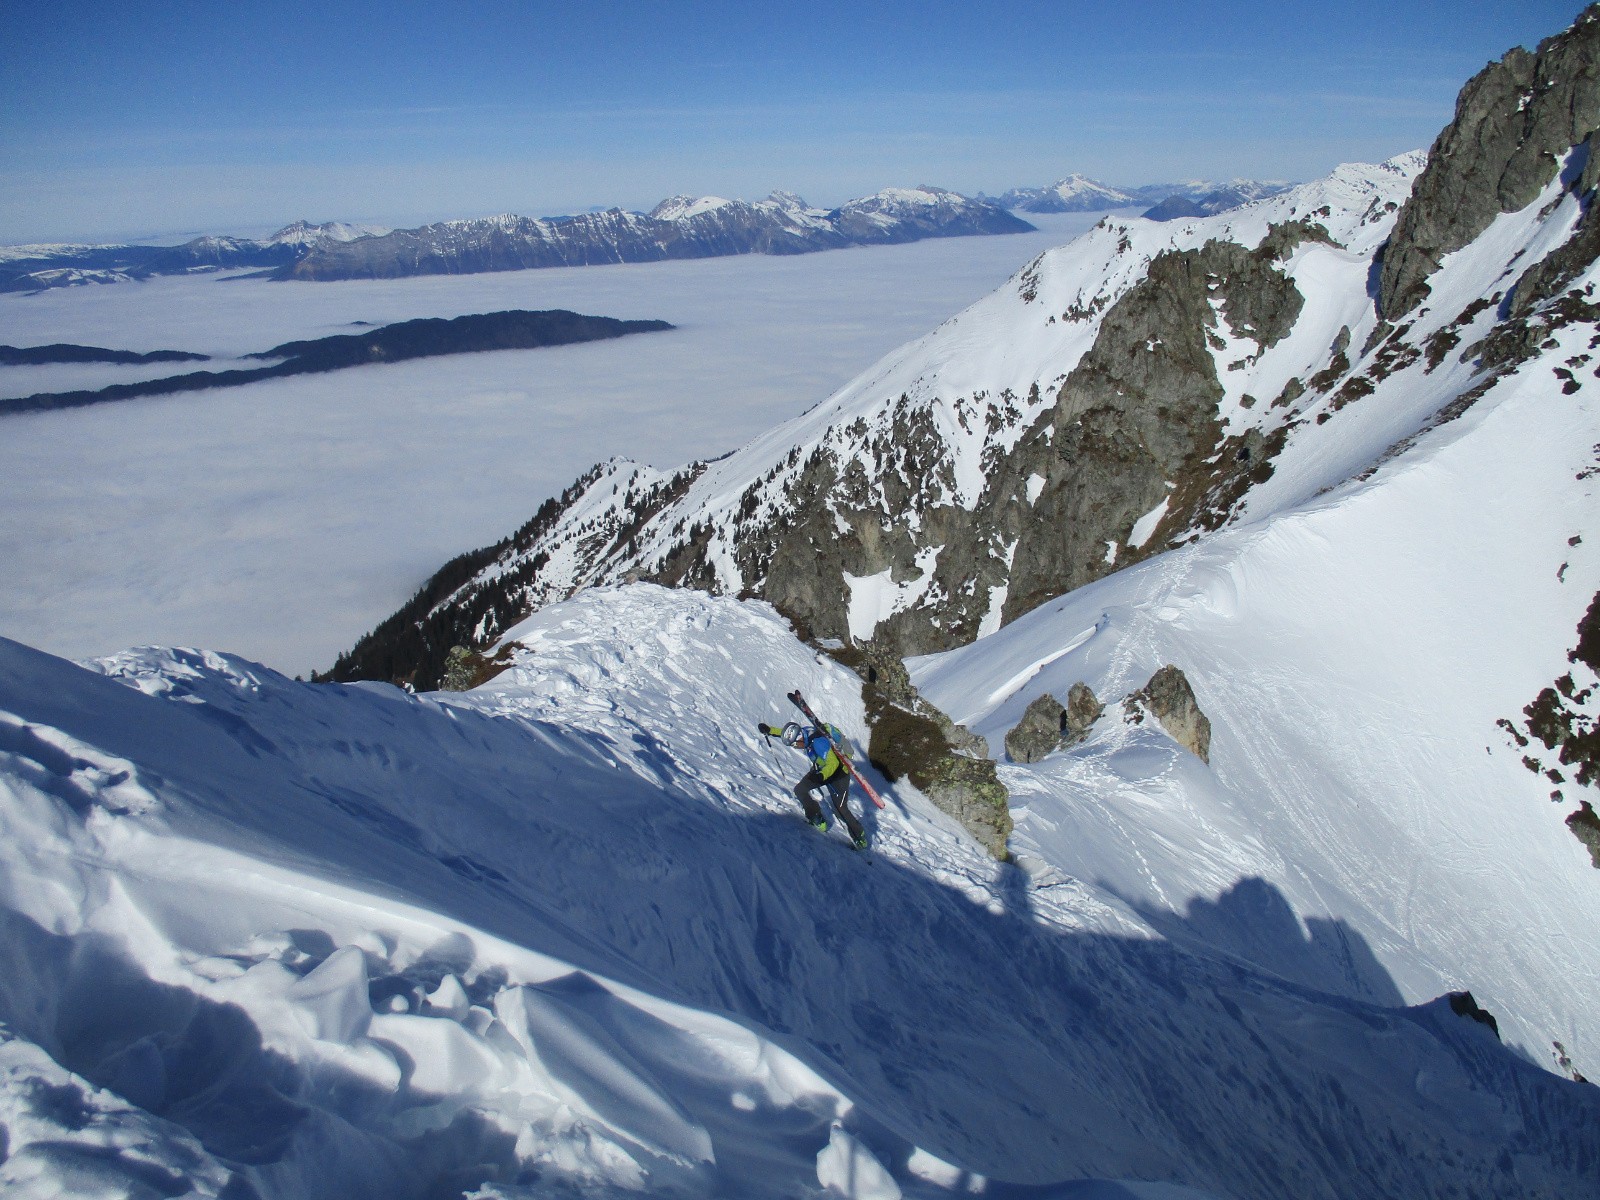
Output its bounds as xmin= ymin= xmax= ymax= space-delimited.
xmin=265 ymin=219 xmax=389 ymax=247
xmin=1047 ymin=174 xmax=1137 ymax=203
xmin=649 ymin=195 xmax=737 ymax=221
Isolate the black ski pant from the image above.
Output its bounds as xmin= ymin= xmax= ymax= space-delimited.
xmin=795 ymin=767 xmax=863 ymax=840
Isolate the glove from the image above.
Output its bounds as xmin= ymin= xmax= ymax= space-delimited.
xmin=759 ymin=723 xmax=776 ymax=737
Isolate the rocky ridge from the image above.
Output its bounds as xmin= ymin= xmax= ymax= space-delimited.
xmin=0 ymin=189 xmax=1029 ymax=292
xmin=0 ymin=220 xmax=388 ymax=294
xmin=1380 ymin=6 xmax=1600 ymax=320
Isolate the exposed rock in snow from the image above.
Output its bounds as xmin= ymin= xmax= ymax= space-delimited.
xmin=1063 ymin=681 xmax=1105 ymax=747
xmin=1005 ymin=692 xmax=1067 ymax=762
xmin=1131 ymin=665 xmax=1213 ymax=764
xmin=833 ymin=639 xmax=1012 ymax=856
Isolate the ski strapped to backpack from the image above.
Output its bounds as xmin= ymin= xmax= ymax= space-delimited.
xmin=786 ymin=690 xmax=886 ymax=809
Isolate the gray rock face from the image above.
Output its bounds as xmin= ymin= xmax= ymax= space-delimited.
xmin=920 ymin=759 xmax=1012 ymax=860
xmin=1001 ymin=234 xmax=1308 ymax=629
xmin=1005 ymin=693 xmax=1068 ymax=763
xmin=712 ymin=230 xmax=1315 ymax=661
xmin=840 ymin=648 xmax=1011 ymax=858
xmin=1380 ymin=6 xmax=1600 ymax=319
xmin=1135 ymin=665 xmax=1212 ymax=763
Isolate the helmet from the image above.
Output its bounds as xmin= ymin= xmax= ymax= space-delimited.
xmin=780 ymin=721 xmax=806 ymax=748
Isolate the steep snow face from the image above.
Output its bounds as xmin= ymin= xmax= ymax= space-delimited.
xmin=2 ymin=590 xmax=1598 ymax=1199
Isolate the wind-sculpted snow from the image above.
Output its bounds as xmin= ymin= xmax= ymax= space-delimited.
xmin=2 ymin=586 xmax=1598 ymax=1198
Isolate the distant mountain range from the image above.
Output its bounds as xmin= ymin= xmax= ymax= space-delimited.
xmin=0 ymin=221 xmax=388 ymax=293
xmin=988 ymin=174 xmax=1294 ymax=219
xmin=0 ymin=188 xmax=1032 ymax=292
xmin=280 ymin=187 xmax=1031 ymax=281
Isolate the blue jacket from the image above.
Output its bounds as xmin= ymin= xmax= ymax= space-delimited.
xmin=803 ymin=724 xmax=848 ymax=780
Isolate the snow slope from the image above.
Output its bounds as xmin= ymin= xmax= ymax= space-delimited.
xmin=889 ymin=152 xmax=1600 ymax=1083
xmin=1 ymin=585 xmax=1597 ymax=1198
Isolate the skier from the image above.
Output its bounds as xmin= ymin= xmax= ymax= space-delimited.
xmin=760 ymin=719 xmax=868 ymax=849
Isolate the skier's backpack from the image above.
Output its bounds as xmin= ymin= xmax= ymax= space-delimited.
xmin=822 ymin=723 xmax=852 ymax=759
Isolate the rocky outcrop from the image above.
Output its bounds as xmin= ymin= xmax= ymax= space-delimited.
xmin=1505 ymin=590 xmax=1600 ymax=867
xmin=702 ymin=227 xmax=1319 ymax=660
xmin=1380 ymin=5 xmax=1600 ymax=319
xmin=1131 ymin=666 xmax=1212 ymax=763
xmin=830 ymin=644 xmax=1010 ymax=858
xmin=1446 ymin=991 xmax=1502 ymax=1038
xmin=1003 ymin=682 xmax=1107 ymax=763
xmin=1064 ymin=682 xmax=1105 ymax=746
xmin=1570 ymin=802 xmax=1600 ymax=869
xmin=918 ymin=756 xmax=1012 ymax=860
xmin=1005 ymin=694 xmax=1068 ymax=763
xmin=1001 ymin=233 xmax=1311 ymax=629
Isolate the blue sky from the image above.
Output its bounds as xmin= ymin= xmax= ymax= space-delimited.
xmin=0 ymin=0 xmax=1588 ymax=242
